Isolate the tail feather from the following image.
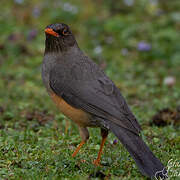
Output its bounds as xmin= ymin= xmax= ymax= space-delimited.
xmin=109 ymin=122 xmax=168 ymax=179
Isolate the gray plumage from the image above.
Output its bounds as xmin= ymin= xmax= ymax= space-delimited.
xmin=42 ymin=23 xmax=168 ymax=179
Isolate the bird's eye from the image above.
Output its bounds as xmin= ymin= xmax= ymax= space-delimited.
xmin=62 ymin=28 xmax=69 ymax=36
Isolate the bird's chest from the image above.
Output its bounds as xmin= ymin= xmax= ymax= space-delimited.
xmin=50 ymin=92 xmax=92 ymax=127
xmin=42 ymin=55 xmax=58 ymax=91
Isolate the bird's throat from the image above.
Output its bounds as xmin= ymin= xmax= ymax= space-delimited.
xmin=45 ymin=36 xmax=63 ymax=53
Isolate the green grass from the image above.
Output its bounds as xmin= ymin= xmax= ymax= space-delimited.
xmin=0 ymin=0 xmax=180 ymax=179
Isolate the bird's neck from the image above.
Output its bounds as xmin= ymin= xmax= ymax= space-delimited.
xmin=45 ymin=36 xmax=79 ymax=55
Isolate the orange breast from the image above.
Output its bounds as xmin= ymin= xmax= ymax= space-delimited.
xmin=50 ymin=92 xmax=91 ymax=127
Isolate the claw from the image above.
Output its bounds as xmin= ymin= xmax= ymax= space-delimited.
xmin=93 ymin=159 xmax=101 ymax=166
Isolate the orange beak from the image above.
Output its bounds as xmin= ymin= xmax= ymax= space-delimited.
xmin=45 ymin=28 xmax=59 ymax=37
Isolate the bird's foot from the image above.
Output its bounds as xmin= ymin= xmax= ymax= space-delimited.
xmin=93 ymin=159 xmax=101 ymax=166
xmin=80 ymin=159 xmax=86 ymax=163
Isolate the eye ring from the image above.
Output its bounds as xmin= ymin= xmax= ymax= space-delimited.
xmin=62 ymin=28 xmax=69 ymax=36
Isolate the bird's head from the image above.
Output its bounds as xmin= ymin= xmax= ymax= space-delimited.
xmin=44 ymin=23 xmax=77 ymax=53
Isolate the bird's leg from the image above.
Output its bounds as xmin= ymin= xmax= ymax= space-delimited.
xmin=72 ymin=127 xmax=89 ymax=157
xmin=72 ymin=141 xmax=85 ymax=157
xmin=94 ymin=129 xmax=108 ymax=166
xmin=65 ymin=120 xmax=69 ymax=134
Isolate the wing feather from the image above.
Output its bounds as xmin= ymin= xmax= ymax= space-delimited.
xmin=49 ymin=63 xmax=141 ymax=135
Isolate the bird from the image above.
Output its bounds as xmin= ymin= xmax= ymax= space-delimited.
xmin=41 ymin=23 xmax=168 ymax=179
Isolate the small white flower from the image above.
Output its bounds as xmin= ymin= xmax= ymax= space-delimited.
xmin=63 ymin=3 xmax=78 ymax=14
xmin=14 ymin=0 xmax=24 ymax=4
xmin=94 ymin=46 xmax=102 ymax=55
xmin=123 ymin=0 xmax=134 ymax=6
xmin=163 ymin=76 xmax=176 ymax=87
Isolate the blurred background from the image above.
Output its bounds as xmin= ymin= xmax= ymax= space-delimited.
xmin=0 ymin=0 xmax=180 ymax=179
